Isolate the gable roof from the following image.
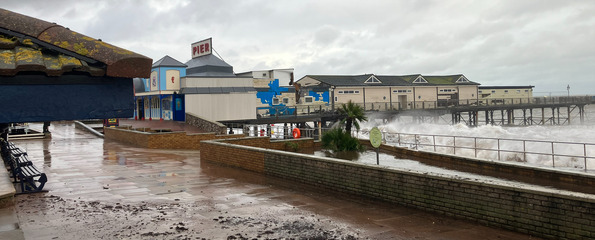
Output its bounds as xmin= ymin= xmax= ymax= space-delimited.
xmin=299 ymin=74 xmax=479 ymax=87
xmin=0 ymin=8 xmax=152 ymax=78
xmin=152 ymin=55 xmax=187 ymax=68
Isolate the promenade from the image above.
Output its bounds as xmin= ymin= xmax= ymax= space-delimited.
xmin=0 ymin=121 xmax=539 ymax=239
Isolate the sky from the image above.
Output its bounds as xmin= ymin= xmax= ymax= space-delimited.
xmin=4 ymin=0 xmax=595 ymax=95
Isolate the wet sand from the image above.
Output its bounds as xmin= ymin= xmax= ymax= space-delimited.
xmin=6 ymin=122 xmax=540 ymax=239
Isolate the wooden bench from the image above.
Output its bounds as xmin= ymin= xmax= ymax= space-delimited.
xmin=0 ymin=139 xmax=47 ymax=193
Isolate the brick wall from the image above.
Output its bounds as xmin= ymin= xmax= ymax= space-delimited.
xmin=359 ymin=140 xmax=595 ymax=194
xmin=201 ymin=138 xmax=595 ymax=239
xmin=104 ymin=127 xmax=242 ymax=150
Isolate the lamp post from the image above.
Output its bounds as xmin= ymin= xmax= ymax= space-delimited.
xmin=567 ymin=85 xmax=570 ymax=102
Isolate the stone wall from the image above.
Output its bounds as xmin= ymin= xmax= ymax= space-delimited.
xmin=185 ymin=113 xmax=226 ymax=135
xmin=201 ymin=137 xmax=595 ymax=240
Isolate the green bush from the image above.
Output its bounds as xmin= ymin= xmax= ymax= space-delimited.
xmin=321 ymin=128 xmax=365 ymax=153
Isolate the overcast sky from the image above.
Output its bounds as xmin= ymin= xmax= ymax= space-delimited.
xmin=4 ymin=0 xmax=595 ymax=95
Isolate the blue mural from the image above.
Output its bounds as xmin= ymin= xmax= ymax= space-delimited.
xmin=256 ymin=79 xmax=295 ymax=115
xmin=308 ymin=90 xmax=329 ymax=102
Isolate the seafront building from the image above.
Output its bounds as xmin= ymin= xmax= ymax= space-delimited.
xmin=478 ymin=85 xmax=534 ymax=104
xmin=295 ymin=74 xmax=480 ymax=110
xmin=131 ymin=39 xmax=541 ymax=122
xmin=133 ymin=56 xmax=187 ymax=121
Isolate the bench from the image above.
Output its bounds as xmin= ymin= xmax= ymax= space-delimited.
xmin=0 ymin=139 xmax=47 ymax=193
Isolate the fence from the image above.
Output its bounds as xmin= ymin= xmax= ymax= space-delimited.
xmin=256 ymin=96 xmax=593 ymax=117
xmin=241 ymin=125 xmax=595 ymax=172
xmin=356 ymin=130 xmax=595 ymax=172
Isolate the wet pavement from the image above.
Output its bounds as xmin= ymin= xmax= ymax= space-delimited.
xmin=1 ymin=122 xmax=541 ymax=239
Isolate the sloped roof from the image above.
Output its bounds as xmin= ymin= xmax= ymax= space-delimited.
xmin=185 ymin=54 xmax=234 ymax=76
xmin=152 ymin=55 xmax=186 ymax=68
xmin=422 ymin=75 xmax=477 ymax=85
xmin=300 ymin=74 xmax=479 ymax=86
xmin=0 ymin=8 xmax=152 ymax=78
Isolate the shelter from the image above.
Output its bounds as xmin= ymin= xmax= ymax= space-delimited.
xmin=0 ymin=8 xmax=152 ymax=137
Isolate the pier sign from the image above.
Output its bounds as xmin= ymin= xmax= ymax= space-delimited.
xmin=191 ymin=38 xmax=212 ymax=58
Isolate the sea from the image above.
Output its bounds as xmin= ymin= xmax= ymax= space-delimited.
xmin=357 ymin=104 xmax=595 ymax=172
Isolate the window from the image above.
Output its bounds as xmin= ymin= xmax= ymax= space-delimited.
xmin=456 ymin=76 xmax=470 ymax=83
xmin=272 ymin=97 xmax=280 ymax=105
xmin=334 ymin=96 xmax=338 ymax=101
xmin=340 ymin=90 xmax=360 ymax=94
xmin=392 ymin=89 xmax=411 ymax=93
xmin=364 ymin=76 xmax=381 ymax=83
xmin=491 ymin=90 xmax=496 ymax=93
xmin=282 ymin=98 xmax=289 ymax=104
xmin=151 ymin=97 xmax=159 ymax=109
xmin=479 ymin=90 xmax=482 ymax=94
xmin=516 ymin=90 xmax=521 ymax=93
xmin=525 ymin=90 xmax=529 ymax=92
xmin=304 ymin=96 xmax=314 ymax=103
xmin=162 ymin=97 xmax=171 ymax=111
xmin=413 ymin=76 xmax=428 ymax=83
xmin=504 ymin=90 xmax=509 ymax=93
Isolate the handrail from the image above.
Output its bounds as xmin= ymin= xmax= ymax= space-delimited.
xmin=241 ymin=126 xmax=595 ymax=172
xmin=359 ymin=130 xmax=595 ymax=172
xmin=256 ymin=96 xmax=593 ymax=118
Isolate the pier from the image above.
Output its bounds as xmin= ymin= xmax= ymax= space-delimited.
xmin=222 ymin=97 xmax=593 ymax=133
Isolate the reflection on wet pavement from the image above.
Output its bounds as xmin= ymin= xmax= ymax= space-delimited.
xmin=9 ymin=122 xmax=539 ymax=239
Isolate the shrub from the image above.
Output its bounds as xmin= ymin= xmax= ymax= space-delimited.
xmin=321 ymin=128 xmax=365 ymax=153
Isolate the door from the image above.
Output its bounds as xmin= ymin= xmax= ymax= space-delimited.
xmin=398 ymin=95 xmax=408 ymax=110
xmin=173 ymin=94 xmax=185 ymax=121
xmin=137 ymin=98 xmax=144 ymax=119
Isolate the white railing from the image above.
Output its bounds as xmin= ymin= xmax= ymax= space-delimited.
xmin=241 ymin=126 xmax=595 ymax=172
xmin=358 ymin=130 xmax=595 ymax=172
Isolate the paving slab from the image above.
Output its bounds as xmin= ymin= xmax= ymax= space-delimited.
xmin=1 ymin=122 xmax=542 ymax=239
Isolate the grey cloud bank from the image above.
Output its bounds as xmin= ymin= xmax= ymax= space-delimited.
xmin=4 ymin=0 xmax=595 ymax=95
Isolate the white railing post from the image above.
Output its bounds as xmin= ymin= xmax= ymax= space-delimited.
xmin=552 ymin=142 xmax=555 ymax=168
xmin=585 ymin=143 xmax=588 ymax=172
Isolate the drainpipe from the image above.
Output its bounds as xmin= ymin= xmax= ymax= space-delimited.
xmin=363 ymin=87 xmax=366 ymax=110
xmin=331 ymin=86 xmax=335 ymax=111
xmin=389 ymin=87 xmax=392 ymax=110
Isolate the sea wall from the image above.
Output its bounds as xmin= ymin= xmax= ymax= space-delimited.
xmin=201 ymin=137 xmax=595 ymax=240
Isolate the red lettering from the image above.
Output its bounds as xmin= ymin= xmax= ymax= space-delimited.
xmin=200 ymin=45 xmax=204 ymax=53
xmin=171 ymin=76 xmax=175 ymax=83
xmin=205 ymin=43 xmax=210 ymax=52
xmin=192 ymin=46 xmax=197 ymax=56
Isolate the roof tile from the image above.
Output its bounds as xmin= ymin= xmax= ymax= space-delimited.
xmin=0 ymin=8 xmax=151 ymax=78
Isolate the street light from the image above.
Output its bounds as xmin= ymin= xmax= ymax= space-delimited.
xmin=567 ymin=84 xmax=570 ymax=102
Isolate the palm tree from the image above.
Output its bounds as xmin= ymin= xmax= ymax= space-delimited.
xmin=338 ymin=100 xmax=368 ymax=135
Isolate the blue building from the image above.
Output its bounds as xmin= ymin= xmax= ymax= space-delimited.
xmin=134 ymin=56 xmax=187 ymax=121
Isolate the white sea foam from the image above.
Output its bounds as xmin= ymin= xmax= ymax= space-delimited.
xmin=358 ymin=105 xmax=595 ymax=171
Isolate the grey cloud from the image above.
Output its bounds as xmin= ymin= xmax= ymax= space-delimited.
xmin=3 ymin=0 xmax=594 ymax=94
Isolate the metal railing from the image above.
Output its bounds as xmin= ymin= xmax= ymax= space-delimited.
xmin=256 ymin=96 xmax=593 ymax=117
xmin=356 ymin=130 xmax=595 ymax=172
xmin=240 ymin=126 xmax=595 ymax=172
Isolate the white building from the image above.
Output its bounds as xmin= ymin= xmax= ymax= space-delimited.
xmin=180 ymin=38 xmax=257 ymax=121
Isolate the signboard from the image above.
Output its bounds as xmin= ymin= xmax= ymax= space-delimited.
xmin=369 ymin=127 xmax=382 ymax=148
xmin=191 ymin=38 xmax=212 ymax=58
